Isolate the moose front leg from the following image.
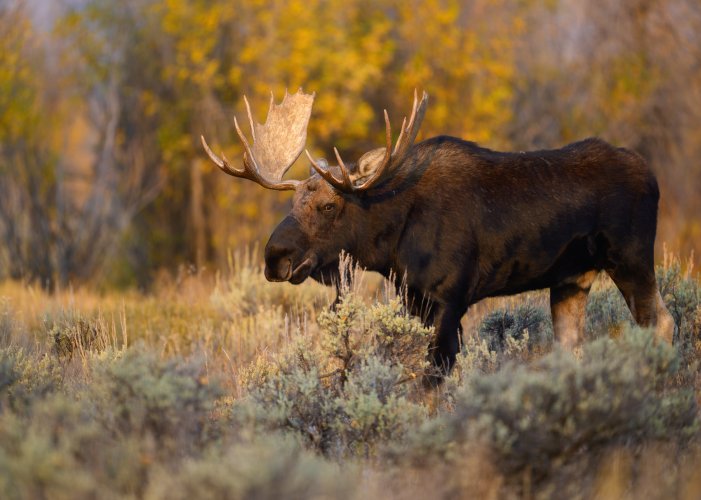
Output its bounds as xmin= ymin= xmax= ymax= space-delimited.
xmin=423 ymin=303 xmax=464 ymax=387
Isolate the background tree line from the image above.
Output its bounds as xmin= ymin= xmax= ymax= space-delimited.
xmin=1 ymin=0 xmax=699 ymax=289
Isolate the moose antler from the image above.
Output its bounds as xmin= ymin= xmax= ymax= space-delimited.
xmin=306 ymin=90 xmax=428 ymax=193
xmin=201 ymin=89 xmax=315 ymax=191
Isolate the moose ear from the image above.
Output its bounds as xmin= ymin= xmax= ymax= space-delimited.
xmin=309 ymin=157 xmax=329 ymax=177
xmin=355 ymin=147 xmax=388 ymax=182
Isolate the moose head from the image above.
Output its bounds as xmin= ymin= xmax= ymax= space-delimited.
xmin=201 ymin=89 xmax=428 ymax=286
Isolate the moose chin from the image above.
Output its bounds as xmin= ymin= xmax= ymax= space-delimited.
xmin=201 ymin=88 xmax=675 ymax=385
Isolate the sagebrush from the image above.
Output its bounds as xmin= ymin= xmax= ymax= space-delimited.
xmin=0 ymin=256 xmax=699 ymax=498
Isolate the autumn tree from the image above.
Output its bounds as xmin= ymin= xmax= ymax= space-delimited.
xmin=1 ymin=0 xmax=699 ymax=287
xmin=0 ymin=3 xmax=56 ymax=285
xmin=0 ymin=1 xmax=160 ymax=287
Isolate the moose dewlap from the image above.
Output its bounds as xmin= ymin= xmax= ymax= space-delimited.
xmin=201 ymin=89 xmax=675 ymax=385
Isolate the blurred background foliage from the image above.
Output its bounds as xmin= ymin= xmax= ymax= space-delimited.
xmin=1 ymin=0 xmax=700 ymax=289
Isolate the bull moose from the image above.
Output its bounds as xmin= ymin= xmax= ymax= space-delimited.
xmin=201 ymin=89 xmax=675 ymax=383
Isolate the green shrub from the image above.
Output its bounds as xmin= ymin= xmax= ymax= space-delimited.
xmin=0 ymin=346 xmax=227 ymax=498
xmin=0 ymin=396 xmax=99 ymax=499
xmin=585 ymin=288 xmax=633 ymax=339
xmin=333 ymin=355 xmax=425 ymax=456
xmin=445 ymin=303 xmax=547 ymax=403
xmin=657 ymin=262 xmax=700 ymax=344
xmin=404 ymin=328 xmax=697 ymax=475
xmin=241 ymin=348 xmax=333 ymax=450
xmin=442 ymin=332 xmax=527 ymax=410
xmin=0 ymin=347 xmax=62 ymax=414
xmin=478 ymin=302 xmax=552 ymax=351
xmin=0 ymin=392 xmax=162 ymax=499
xmin=240 ymin=350 xmax=425 ymax=457
xmin=318 ymin=295 xmax=433 ymax=383
xmin=88 ymin=346 xmax=223 ymax=447
xmin=1 ymin=258 xmax=699 ymax=497
xmin=582 ymin=262 xmax=700 ymax=344
xmin=455 ymin=336 xmax=499 ymax=375
xmin=237 ymin=292 xmax=429 ymax=457
xmin=145 ymin=435 xmax=356 ymax=500
xmin=368 ymin=297 xmax=433 ymax=377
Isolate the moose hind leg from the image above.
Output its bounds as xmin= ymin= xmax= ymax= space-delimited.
xmin=608 ymin=270 xmax=675 ymax=343
xmin=655 ymin=290 xmax=675 ymax=343
xmin=550 ymin=271 xmax=597 ymax=349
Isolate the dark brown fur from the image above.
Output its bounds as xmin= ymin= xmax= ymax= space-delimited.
xmin=264 ymin=136 xmax=674 ymax=383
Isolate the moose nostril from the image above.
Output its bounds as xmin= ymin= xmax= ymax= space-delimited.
xmin=264 ymin=256 xmax=292 ymax=281
xmin=280 ymin=258 xmax=292 ymax=276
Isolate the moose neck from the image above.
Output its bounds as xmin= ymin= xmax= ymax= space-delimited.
xmin=344 ymin=180 xmax=414 ymax=279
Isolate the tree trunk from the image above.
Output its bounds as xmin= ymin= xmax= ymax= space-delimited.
xmin=190 ymin=158 xmax=206 ymax=270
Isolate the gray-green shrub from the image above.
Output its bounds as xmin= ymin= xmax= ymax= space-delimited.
xmin=145 ymin=435 xmax=356 ymax=500
xmin=0 ymin=347 xmax=62 ymax=414
xmin=657 ymin=262 xmax=700 ymax=344
xmin=585 ymin=287 xmax=633 ymax=339
xmin=479 ymin=302 xmax=552 ymax=351
xmin=404 ymin=328 xmax=697 ymax=475
xmin=237 ymin=293 xmax=429 ymax=457
xmin=0 ymin=396 xmax=100 ymax=499
xmin=88 ymin=346 xmax=223 ymax=446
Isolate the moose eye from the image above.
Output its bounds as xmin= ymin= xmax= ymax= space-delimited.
xmin=322 ymin=203 xmax=335 ymax=213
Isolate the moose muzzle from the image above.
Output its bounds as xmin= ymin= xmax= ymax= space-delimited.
xmin=264 ymin=216 xmax=316 ymax=284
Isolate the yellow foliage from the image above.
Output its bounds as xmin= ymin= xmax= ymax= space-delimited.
xmin=0 ymin=8 xmax=42 ymax=144
xmin=2 ymin=0 xmax=701 ymax=282
xmin=393 ymin=0 xmax=518 ymax=146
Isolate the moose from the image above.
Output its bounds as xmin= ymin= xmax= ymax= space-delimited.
xmin=201 ymin=89 xmax=675 ymax=383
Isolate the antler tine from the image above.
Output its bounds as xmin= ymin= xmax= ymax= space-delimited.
xmin=345 ymin=89 xmax=427 ymax=193
xmin=391 ymin=89 xmax=428 ymax=162
xmin=201 ymin=135 xmax=243 ymax=176
xmin=354 ymin=109 xmax=393 ymax=191
xmin=243 ymin=95 xmax=256 ymax=142
xmin=393 ymin=116 xmax=408 ymax=155
xmin=306 ymin=149 xmax=350 ymax=190
xmin=333 ymin=148 xmax=354 ymax=189
xmin=381 ymin=109 xmax=392 ymax=168
xmin=304 ymin=144 xmax=358 ymax=192
xmin=305 ymin=149 xmax=331 ymax=181
xmin=201 ymin=133 xmax=266 ymax=185
xmin=393 ymin=89 xmax=419 ymax=155
xmin=233 ymin=116 xmax=264 ymax=182
xmin=407 ymin=88 xmax=419 ymax=131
